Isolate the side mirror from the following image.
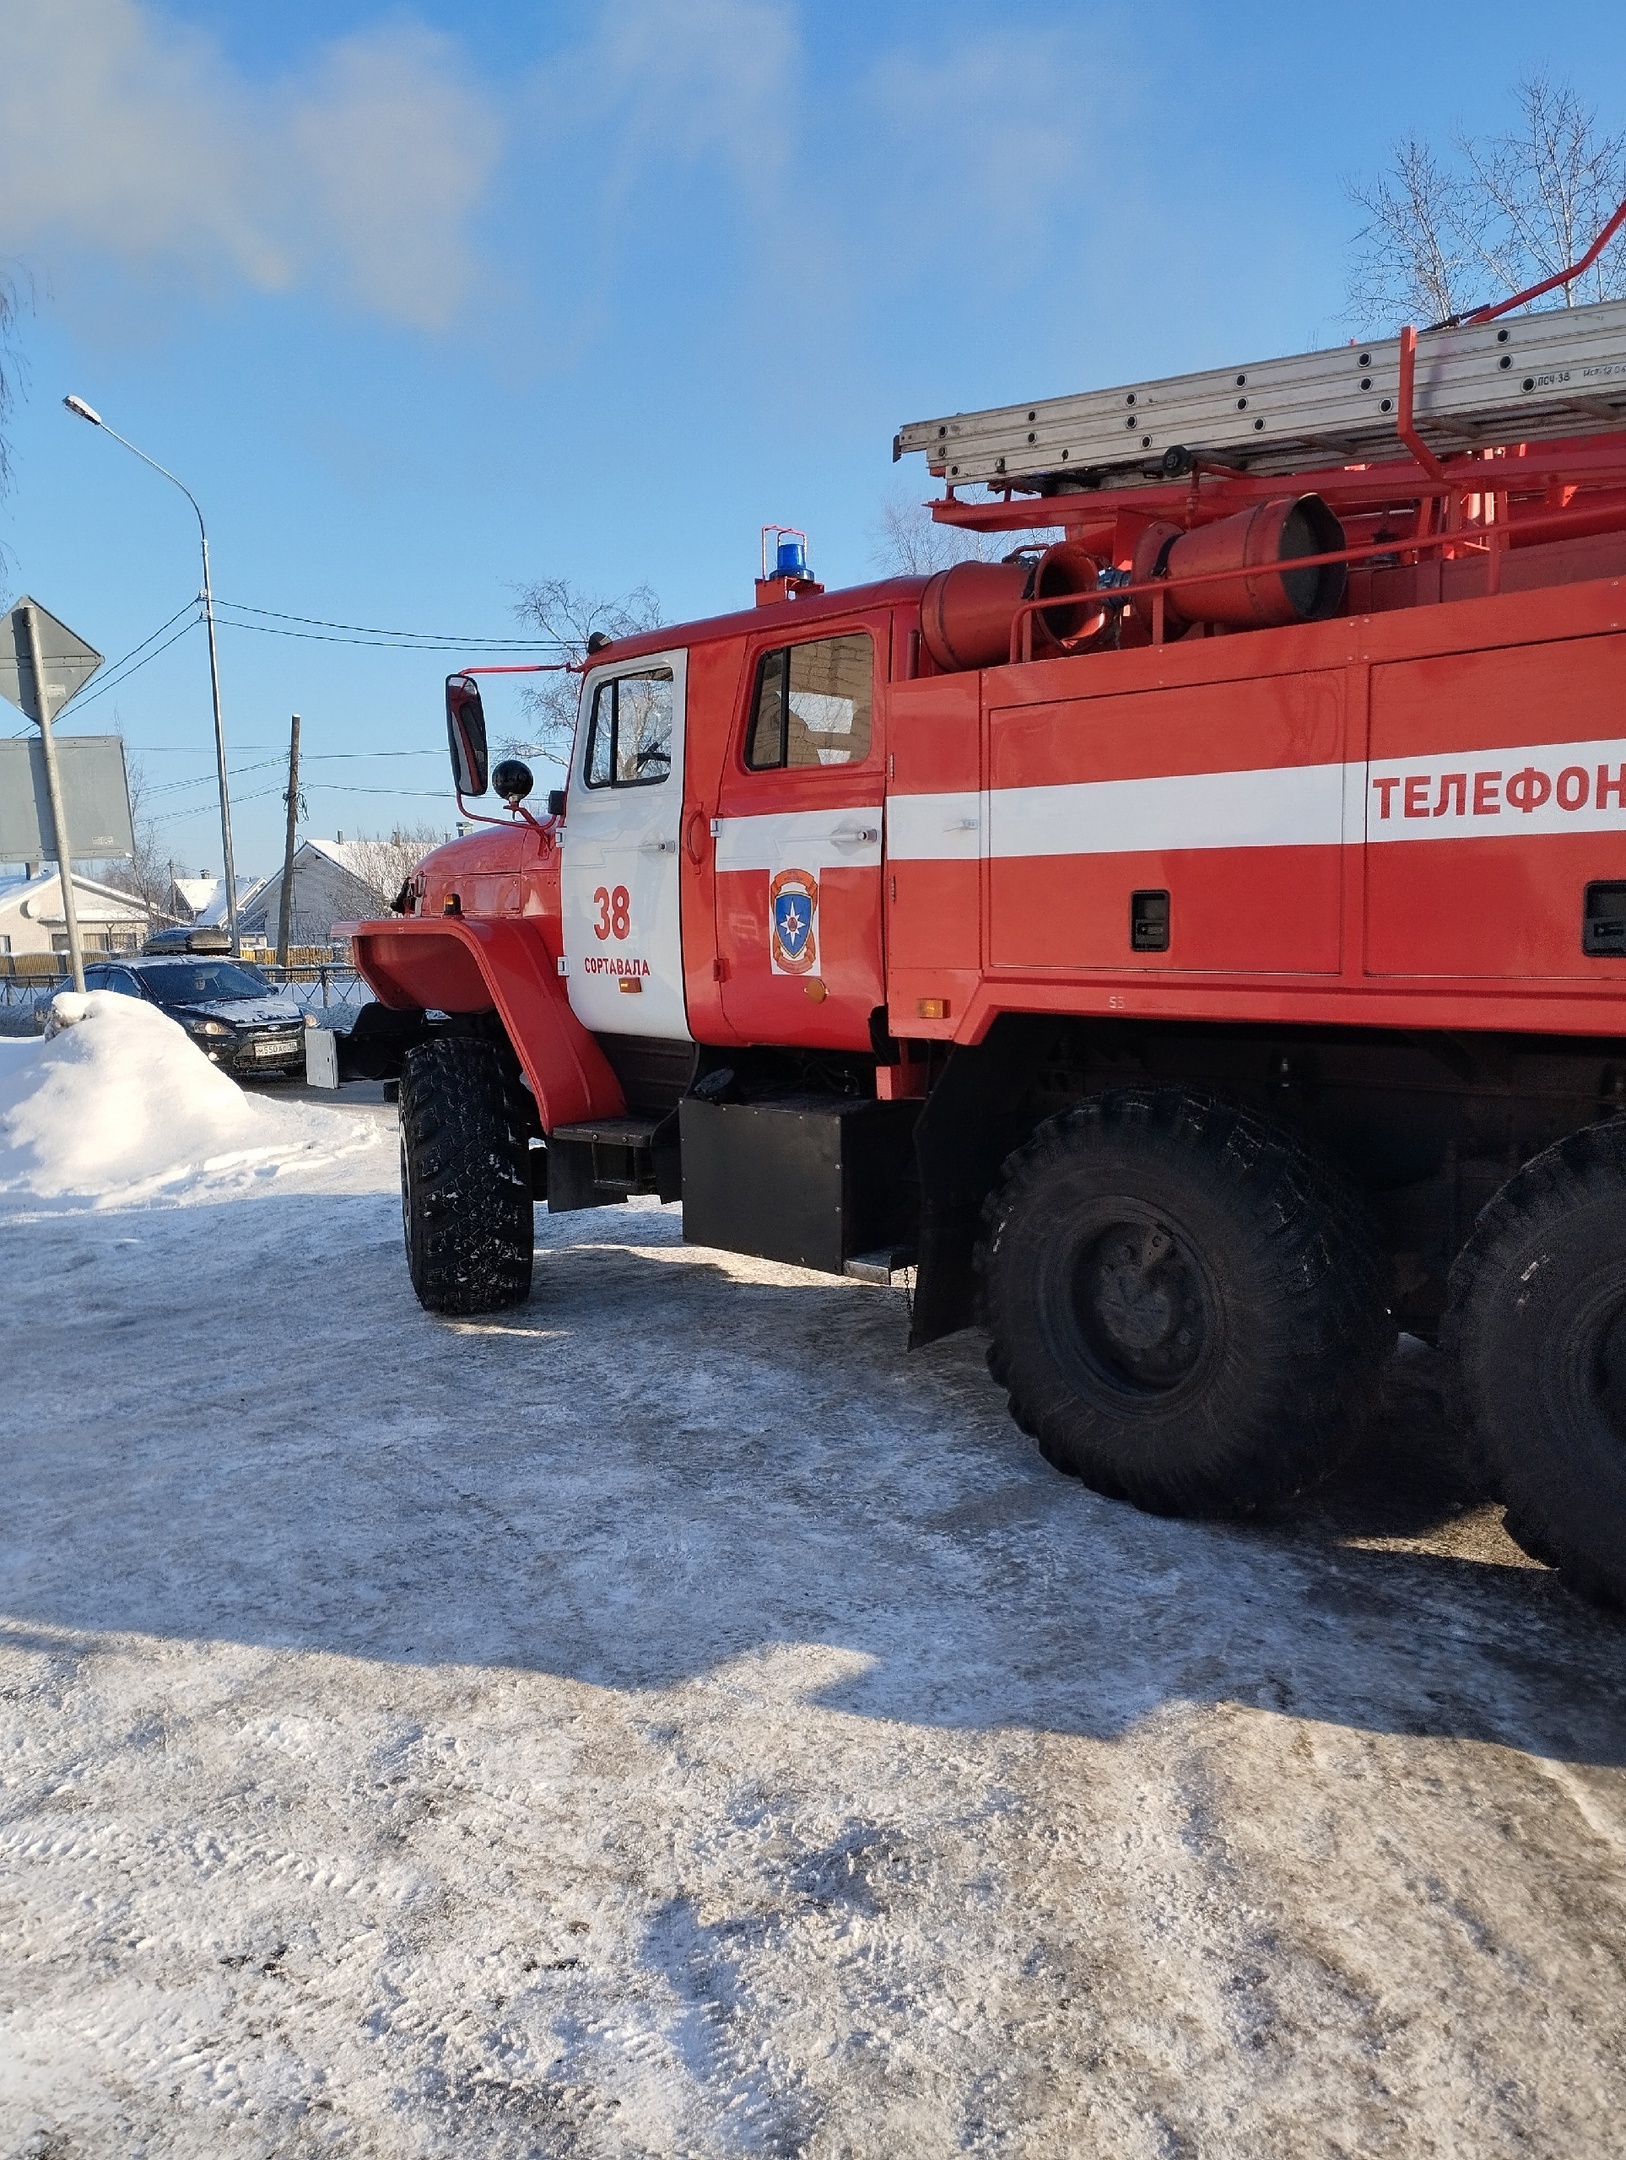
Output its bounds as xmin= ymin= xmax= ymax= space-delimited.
xmin=546 ymin=789 xmax=567 ymax=819
xmin=445 ymin=674 xmax=489 ymax=796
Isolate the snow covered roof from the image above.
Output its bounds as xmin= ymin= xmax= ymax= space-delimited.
xmin=171 ymin=874 xmax=257 ymax=927
xmin=232 ymin=839 xmax=394 ymax=942
xmin=194 ymin=876 xmax=257 ymax=928
xmin=0 ymin=869 xmax=151 ymax=924
xmin=300 ymin=836 xmax=387 ymax=881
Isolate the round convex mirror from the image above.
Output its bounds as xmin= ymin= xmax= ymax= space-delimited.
xmin=491 ymin=758 xmax=534 ymax=806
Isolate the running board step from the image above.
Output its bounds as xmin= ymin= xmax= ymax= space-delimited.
xmin=551 ymin=1117 xmax=663 ymax=1147
xmin=843 ymin=1247 xmax=917 ymax=1289
xmin=546 ymin=1116 xmax=678 ymax=1211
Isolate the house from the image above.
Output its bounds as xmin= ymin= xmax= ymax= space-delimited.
xmin=0 ymin=870 xmax=152 ymax=962
xmin=167 ymin=872 xmax=257 ymax=927
xmin=235 ymin=838 xmax=395 ymax=952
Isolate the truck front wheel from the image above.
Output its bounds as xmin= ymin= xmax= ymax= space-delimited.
xmin=1445 ymin=1122 xmax=1626 ymax=1609
xmin=399 ymin=1037 xmax=534 ymax=1315
xmin=977 ymin=1090 xmax=1391 ymax=1515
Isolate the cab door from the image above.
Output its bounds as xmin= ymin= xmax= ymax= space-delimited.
xmin=713 ymin=622 xmax=886 ymax=1050
xmin=562 ymin=648 xmax=692 ymax=1040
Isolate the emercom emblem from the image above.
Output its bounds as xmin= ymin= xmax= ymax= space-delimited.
xmin=769 ymin=867 xmax=819 ymax=975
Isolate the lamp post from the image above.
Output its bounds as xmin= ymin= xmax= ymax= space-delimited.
xmin=63 ymin=395 xmax=240 ymax=954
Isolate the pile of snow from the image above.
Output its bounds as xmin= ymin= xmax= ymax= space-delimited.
xmin=0 ymin=991 xmax=379 ymax=1210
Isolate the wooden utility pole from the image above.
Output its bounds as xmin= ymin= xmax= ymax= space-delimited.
xmin=276 ymin=713 xmax=301 ymax=971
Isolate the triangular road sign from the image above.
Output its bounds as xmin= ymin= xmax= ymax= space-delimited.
xmin=0 ymin=596 xmax=104 ymax=725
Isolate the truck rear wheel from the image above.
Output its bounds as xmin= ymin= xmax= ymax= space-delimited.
xmin=976 ymin=1090 xmax=1391 ymax=1515
xmin=399 ymin=1037 xmax=534 ymax=1315
xmin=1444 ymin=1122 xmax=1626 ymax=1609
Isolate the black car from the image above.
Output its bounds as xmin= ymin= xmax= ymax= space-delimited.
xmin=74 ymin=956 xmax=311 ymax=1078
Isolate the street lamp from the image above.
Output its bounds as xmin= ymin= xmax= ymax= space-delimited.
xmin=63 ymin=394 xmax=240 ymax=953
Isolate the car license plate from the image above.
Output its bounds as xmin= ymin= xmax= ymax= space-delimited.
xmin=252 ymin=1037 xmax=298 ymax=1058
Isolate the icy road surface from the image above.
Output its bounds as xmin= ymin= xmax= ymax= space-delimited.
xmin=2 ymin=1005 xmax=1625 ymax=2156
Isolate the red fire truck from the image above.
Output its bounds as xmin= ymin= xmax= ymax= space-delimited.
xmin=346 ymin=234 xmax=1626 ymax=1608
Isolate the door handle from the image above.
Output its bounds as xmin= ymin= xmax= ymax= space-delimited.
xmin=684 ymin=810 xmax=709 ymax=865
xmin=640 ymin=836 xmax=679 ymax=854
xmin=830 ymin=823 xmax=881 ymax=847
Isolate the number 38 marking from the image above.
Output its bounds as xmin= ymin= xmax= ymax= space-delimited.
xmin=592 ymin=885 xmax=631 ymax=940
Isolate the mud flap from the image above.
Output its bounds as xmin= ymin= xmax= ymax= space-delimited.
xmin=908 ymin=1022 xmax=1043 ymax=1347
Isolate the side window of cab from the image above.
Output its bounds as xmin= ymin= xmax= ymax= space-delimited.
xmin=746 ymin=633 xmax=873 ymax=770
xmin=584 ymin=667 xmax=675 ymax=787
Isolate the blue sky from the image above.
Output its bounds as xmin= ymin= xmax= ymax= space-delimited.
xmin=3 ymin=0 xmax=1624 ymax=876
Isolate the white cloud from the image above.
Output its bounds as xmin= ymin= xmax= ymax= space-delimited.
xmin=0 ymin=0 xmax=498 ymax=330
xmin=548 ymin=0 xmax=800 ymax=192
xmin=857 ymin=28 xmax=1116 ymax=275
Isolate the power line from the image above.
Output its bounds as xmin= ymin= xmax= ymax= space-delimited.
xmin=168 ymin=779 xmax=453 ymax=813
xmin=69 ymin=612 xmax=204 ymax=711
xmin=213 ymin=598 xmax=563 ymax=650
xmin=301 ymin=781 xmax=453 ymax=797
xmin=6 ymin=600 xmax=203 ymax=733
xmin=145 ymin=757 xmax=283 ymax=799
xmin=211 ymin=617 xmax=554 ymax=654
xmin=127 ymin=746 xmax=447 ymax=783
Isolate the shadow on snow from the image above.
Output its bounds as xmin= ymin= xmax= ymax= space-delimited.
xmin=3 ymin=1191 xmax=1623 ymax=1768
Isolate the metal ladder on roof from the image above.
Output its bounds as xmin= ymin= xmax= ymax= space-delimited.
xmin=895 ymin=294 xmax=1626 ymax=495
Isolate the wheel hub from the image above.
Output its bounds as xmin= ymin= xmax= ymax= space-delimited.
xmin=1078 ymin=1220 xmax=1206 ymax=1388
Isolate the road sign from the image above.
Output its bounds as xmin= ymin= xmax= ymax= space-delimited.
xmin=1 ymin=598 xmax=106 ymax=990
xmin=0 ymin=736 xmax=135 ymax=860
xmin=0 ymin=596 xmax=103 ymax=724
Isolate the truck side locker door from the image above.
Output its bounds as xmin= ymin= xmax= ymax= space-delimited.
xmin=986 ymin=667 xmax=1348 ymax=976
xmin=1365 ymin=632 xmax=1626 ymax=980
xmin=713 ymin=619 xmax=887 ymax=1050
xmin=561 ymin=647 xmax=693 ymax=1041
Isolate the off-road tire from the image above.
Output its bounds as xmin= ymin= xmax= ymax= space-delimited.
xmin=975 ymin=1089 xmax=1392 ymax=1515
xmin=399 ymin=1037 xmax=534 ymax=1315
xmin=1443 ymin=1121 xmax=1626 ymax=1609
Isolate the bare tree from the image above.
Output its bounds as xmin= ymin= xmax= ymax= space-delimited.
xmin=1347 ymin=75 xmax=1626 ymax=330
xmin=340 ymin=824 xmax=450 ymax=904
xmin=100 ymin=756 xmax=177 ymax=924
xmin=1347 ymin=139 xmax=1485 ymax=327
xmin=1462 ymin=76 xmax=1626 ymax=306
xmin=870 ymin=495 xmax=1061 ymax=578
xmin=504 ymin=577 xmax=664 ymax=764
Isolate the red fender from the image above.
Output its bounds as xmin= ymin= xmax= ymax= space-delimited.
xmin=340 ymin=916 xmax=625 ymax=1131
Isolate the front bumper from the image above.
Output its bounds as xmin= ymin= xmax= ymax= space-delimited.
xmin=197 ymin=1030 xmax=306 ymax=1074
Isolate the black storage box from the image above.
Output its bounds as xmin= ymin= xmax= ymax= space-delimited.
xmin=679 ymin=1094 xmax=919 ymax=1275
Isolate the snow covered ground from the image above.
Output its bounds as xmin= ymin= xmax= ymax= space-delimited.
xmin=2 ymin=1000 xmax=1625 ymax=2157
